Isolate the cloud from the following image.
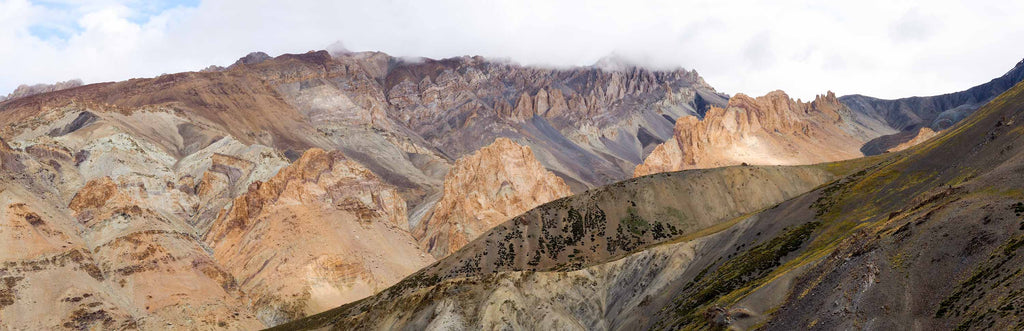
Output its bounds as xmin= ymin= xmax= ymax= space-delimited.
xmin=889 ymin=8 xmax=939 ymax=43
xmin=742 ymin=32 xmax=775 ymax=69
xmin=1 ymin=0 xmax=1023 ymax=100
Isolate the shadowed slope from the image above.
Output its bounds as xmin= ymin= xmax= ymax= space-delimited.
xmin=845 ymin=57 xmax=1024 ymax=154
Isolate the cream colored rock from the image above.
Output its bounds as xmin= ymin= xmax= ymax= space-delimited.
xmin=0 ymin=140 xmax=262 ymax=329
xmin=887 ymin=127 xmax=939 ymax=153
xmin=413 ymin=138 xmax=572 ymax=258
xmin=635 ymin=91 xmax=893 ymax=176
xmin=204 ymin=148 xmax=432 ymax=326
xmin=69 ymin=177 xmax=264 ymax=329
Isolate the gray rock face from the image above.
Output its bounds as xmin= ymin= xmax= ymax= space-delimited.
xmin=0 ymin=79 xmax=83 ymax=102
xmin=231 ymin=51 xmax=273 ymax=67
xmin=334 ymin=52 xmax=729 ymax=190
xmin=841 ymin=58 xmax=1024 ymax=154
xmin=229 ymin=50 xmax=728 ymax=196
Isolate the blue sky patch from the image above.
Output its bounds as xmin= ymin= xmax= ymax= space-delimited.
xmin=27 ymin=0 xmax=201 ymax=41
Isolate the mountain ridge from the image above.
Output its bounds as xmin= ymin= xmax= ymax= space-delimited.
xmin=276 ymin=71 xmax=1024 ymax=331
xmin=2 ymin=49 xmax=1024 ymax=329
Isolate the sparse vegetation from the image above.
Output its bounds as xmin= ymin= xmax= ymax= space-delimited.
xmin=936 ymin=234 xmax=1024 ymax=326
xmin=658 ymin=221 xmax=821 ymax=329
xmin=622 ymin=206 xmax=651 ymax=235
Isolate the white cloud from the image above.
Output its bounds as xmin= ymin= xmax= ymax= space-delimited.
xmin=1 ymin=0 xmax=1023 ymax=100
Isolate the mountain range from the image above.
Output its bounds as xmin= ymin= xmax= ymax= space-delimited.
xmin=1 ymin=49 xmax=1022 ymax=329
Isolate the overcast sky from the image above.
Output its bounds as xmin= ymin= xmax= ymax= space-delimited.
xmin=2 ymin=0 xmax=1023 ymax=100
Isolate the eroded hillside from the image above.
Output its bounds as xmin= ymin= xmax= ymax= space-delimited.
xmin=413 ymin=138 xmax=572 ymax=258
xmin=278 ymin=78 xmax=1024 ymax=330
xmin=271 ymin=160 xmax=860 ymax=329
xmin=2 ymin=49 xmax=1022 ymax=329
xmin=0 ymin=49 xmax=726 ymax=328
xmin=636 ymin=59 xmax=1024 ymax=177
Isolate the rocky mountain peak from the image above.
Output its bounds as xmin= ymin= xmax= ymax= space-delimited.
xmin=232 ymin=51 xmax=272 ymax=66
xmin=413 ymin=137 xmax=572 ymax=258
xmin=635 ymin=89 xmax=885 ymax=176
xmin=0 ymin=79 xmax=83 ymax=103
xmin=203 ymin=147 xmax=428 ymax=325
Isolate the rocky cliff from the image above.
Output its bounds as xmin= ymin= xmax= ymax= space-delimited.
xmin=635 ymin=91 xmax=893 ymax=176
xmin=413 ymin=138 xmax=571 ymax=258
xmin=634 ymin=59 xmax=1024 ymax=176
xmin=369 ymin=53 xmax=728 ymax=192
xmin=204 ymin=148 xmax=431 ymax=325
xmin=0 ymin=79 xmax=83 ymax=102
xmin=280 ymin=75 xmax=1024 ymax=331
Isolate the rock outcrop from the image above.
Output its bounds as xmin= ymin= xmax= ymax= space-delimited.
xmin=886 ymin=127 xmax=938 ymax=153
xmin=281 ymin=78 xmax=1024 ymax=331
xmin=635 ymin=91 xmax=893 ymax=176
xmin=0 ymin=143 xmax=263 ymax=329
xmin=369 ymin=54 xmax=728 ymax=191
xmin=413 ymin=138 xmax=572 ymax=258
xmin=69 ymin=177 xmax=263 ymax=329
xmin=0 ymin=79 xmax=82 ymax=102
xmin=204 ymin=148 xmax=431 ymax=326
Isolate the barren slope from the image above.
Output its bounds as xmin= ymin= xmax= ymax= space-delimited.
xmin=271 ymin=160 xmax=859 ymax=330
xmin=281 ymin=78 xmax=1024 ymax=330
xmin=0 ymin=49 xmax=726 ymax=328
xmin=0 ymin=138 xmax=264 ymax=329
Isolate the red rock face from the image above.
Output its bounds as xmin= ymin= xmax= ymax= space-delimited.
xmin=68 ymin=177 xmax=118 ymax=214
xmin=635 ymin=91 xmax=894 ymax=176
xmin=413 ymin=138 xmax=572 ymax=258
